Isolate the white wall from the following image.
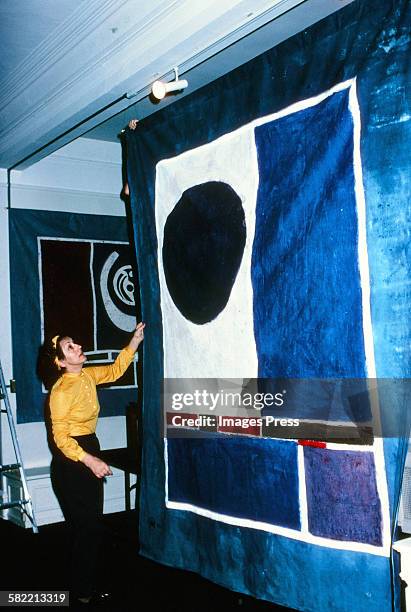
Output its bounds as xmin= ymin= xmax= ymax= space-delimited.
xmin=0 ymin=138 xmax=136 ymax=524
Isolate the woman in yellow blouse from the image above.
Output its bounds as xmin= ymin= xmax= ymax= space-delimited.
xmin=49 ymin=322 xmax=144 ymax=604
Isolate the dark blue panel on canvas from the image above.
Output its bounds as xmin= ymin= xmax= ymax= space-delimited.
xmin=252 ymin=89 xmax=366 ymax=380
xmin=304 ymin=446 xmax=382 ymax=545
xmin=168 ymin=436 xmax=300 ymax=529
xmin=259 ymin=377 xmax=372 ymax=423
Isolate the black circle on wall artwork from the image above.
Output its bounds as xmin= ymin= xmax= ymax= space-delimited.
xmin=162 ymin=181 xmax=246 ymax=325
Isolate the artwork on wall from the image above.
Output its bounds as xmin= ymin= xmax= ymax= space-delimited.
xmin=126 ymin=2 xmax=410 ymax=610
xmin=9 ymin=209 xmax=137 ymax=423
xmin=39 ymin=238 xmax=137 ymax=388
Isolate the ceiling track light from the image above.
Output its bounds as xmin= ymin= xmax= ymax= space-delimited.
xmin=151 ymin=66 xmax=188 ymax=101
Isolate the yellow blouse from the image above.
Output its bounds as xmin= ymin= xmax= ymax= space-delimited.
xmin=50 ymin=346 xmax=135 ymax=462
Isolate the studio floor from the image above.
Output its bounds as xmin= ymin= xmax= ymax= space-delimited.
xmin=0 ymin=511 xmax=291 ymax=612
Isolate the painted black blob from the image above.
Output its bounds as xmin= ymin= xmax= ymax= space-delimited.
xmin=162 ymin=181 xmax=246 ymax=325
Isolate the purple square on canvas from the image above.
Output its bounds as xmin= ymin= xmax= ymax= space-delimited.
xmin=304 ymin=446 xmax=382 ymax=545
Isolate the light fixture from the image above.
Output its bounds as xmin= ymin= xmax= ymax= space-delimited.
xmin=151 ymin=67 xmax=188 ymax=101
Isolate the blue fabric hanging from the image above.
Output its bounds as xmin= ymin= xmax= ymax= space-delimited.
xmin=126 ymin=1 xmax=410 ymax=610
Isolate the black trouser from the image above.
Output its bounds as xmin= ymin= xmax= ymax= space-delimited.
xmin=50 ymin=434 xmax=104 ymax=598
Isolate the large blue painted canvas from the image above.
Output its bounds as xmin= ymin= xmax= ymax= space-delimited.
xmin=157 ymin=80 xmax=390 ymax=556
xmin=126 ymin=2 xmax=410 ymax=610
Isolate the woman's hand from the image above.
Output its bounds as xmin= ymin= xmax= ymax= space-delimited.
xmin=81 ymin=453 xmax=113 ymax=479
xmin=128 ymin=321 xmax=145 ymax=351
xmin=128 ymin=119 xmax=139 ymax=130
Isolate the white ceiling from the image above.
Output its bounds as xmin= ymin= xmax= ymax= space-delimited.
xmin=0 ymin=0 xmax=85 ymax=78
xmin=0 ymin=0 xmax=354 ymax=169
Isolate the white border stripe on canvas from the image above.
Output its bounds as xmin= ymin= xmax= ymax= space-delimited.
xmin=297 ymin=442 xmax=309 ymax=534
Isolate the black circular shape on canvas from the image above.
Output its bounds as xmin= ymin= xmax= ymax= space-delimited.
xmin=162 ymin=181 xmax=246 ymax=325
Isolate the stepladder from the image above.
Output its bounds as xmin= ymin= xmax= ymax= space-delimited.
xmin=0 ymin=359 xmax=38 ymax=533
